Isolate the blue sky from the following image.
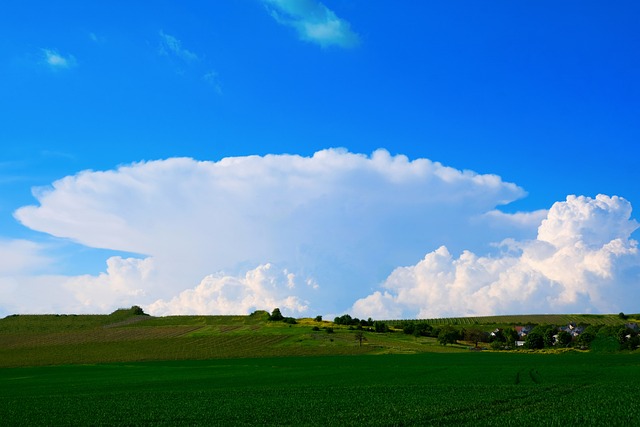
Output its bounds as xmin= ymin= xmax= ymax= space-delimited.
xmin=1 ymin=1 xmax=639 ymax=318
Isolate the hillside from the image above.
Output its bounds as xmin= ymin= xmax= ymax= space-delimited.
xmin=0 ymin=308 xmax=636 ymax=367
xmin=384 ymin=313 xmax=637 ymax=327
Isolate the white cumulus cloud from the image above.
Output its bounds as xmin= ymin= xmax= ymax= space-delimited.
xmin=0 ymin=256 xmax=156 ymax=315
xmin=262 ymin=0 xmax=359 ymax=48
xmin=350 ymin=195 xmax=640 ymax=319
xmin=148 ymin=263 xmax=308 ymax=316
xmin=64 ymin=256 xmax=155 ymax=312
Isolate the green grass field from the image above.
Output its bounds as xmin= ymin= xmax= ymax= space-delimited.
xmin=1 ymin=309 xmax=639 ymax=425
xmin=0 ymin=310 xmax=465 ymax=368
xmin=1 ymin=352 xmax=639 ymax=426
xmin=0 ymin=309 xmax=637 ymax=367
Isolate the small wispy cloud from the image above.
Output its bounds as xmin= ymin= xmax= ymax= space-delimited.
xmin=158 ymin=31 xmax=222 ymax=94
xmin=89 ymin=32 xmax=106 ymax=44
xmin=42 ymin=49 xmax=77 ymax=70
xmin=203 ymin=71 xmax=222 ymax=94
xmin=158 ymin=31 xmax=198 ymax=62
xmin=262 ymin=0 xmax=359 ymax=48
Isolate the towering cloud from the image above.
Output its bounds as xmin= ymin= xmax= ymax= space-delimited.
xmin=10 ymin=149 xmax=531 ymax=315
xmin=351 ymin=195 xmax=640 ymax=319
xmin=8 ymin=150 xmax=638 ymax=317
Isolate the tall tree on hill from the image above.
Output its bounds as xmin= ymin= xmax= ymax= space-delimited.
xmin=131 ymin=305 xmax=145 ymax=316
xmin=269 ymin=308 xmax=284 ymax=321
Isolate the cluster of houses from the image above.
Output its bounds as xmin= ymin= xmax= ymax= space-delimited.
xmin=490 ymin=322 xmax=639 ymax=347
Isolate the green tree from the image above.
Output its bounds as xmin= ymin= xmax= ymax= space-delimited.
xmin=488 ymin=329 xmax=505 ymax=343
xmin=438 ymin=326 xmax=459 ymax=346
xmin=465 ymin=328 xmax=486 ymax=348
xmin=373 ymin=321 xmax=388 ymax=333
xmin=354 ymin=331 xmax=367 ymax=347
xmin=530 ymin=325 xmax=555 ymax=348
xmin=131 ymin=305 xmax=145 ymax=316
xmin=269 ymin=308 xmax=284 ymax=321
xmin=314 ymin=315 xmax=323 ymax=322
xmin=525 ymin=332 xmax=544 ymax=349
xmin=416 ymin=322 xmax=434 ymax=337
xmin=624 ymin=333 xmax=639 ymax=351
xmin=556 ymin=330 xmax=572 ymax=347
xmin=597 ymin=325 xmax=619 ymax=338
xmin=543 ymin=328 xmax=555 ymax=348
xmin=402 ymin=322 xmax=415 ymax=335
xmin=334 ymin=314 xmax=353 ymax=325
xmin=577 ymin=326 xmax=598 ymax=349
xmin=503 ymin=328 xmax=519 ymax=348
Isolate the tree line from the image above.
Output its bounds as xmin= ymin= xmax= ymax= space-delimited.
xmin=267 ymin=308 xmax=639 ymax=351
xmin=398 ymin=320 xmax=640 ymax=350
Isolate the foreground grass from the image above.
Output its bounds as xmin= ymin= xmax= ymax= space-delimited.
xmin=1 ymin=352 xmax=639 ymax=426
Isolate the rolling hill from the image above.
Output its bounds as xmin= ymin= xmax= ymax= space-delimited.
xmin=0 ymin=307 xmax=636 ymax=367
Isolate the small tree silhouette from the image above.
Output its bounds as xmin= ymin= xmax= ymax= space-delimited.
xmin=354 ymin=331 xmax=367 ymax=347
xmin=131 ymin=305 xmax=145 ymax=316
xmin=269 ymin=308 xmax=284 ymax=321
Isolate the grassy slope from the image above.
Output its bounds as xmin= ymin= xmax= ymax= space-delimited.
xmin=0 ymin=310 xmax=637 ymax=367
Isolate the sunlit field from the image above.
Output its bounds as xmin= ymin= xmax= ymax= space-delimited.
xmin=1 ymin=309 xmax=639 ymax=424
xmin=2 ymin=309 xmax=636 ymax=368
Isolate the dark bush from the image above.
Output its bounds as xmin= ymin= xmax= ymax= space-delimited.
xmin=131 ymin=305 xmax=146 ymax=316
xmin=268 ymin=308 xmax=284 ymax=321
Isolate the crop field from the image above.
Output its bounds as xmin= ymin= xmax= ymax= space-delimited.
xmin=1 ymin=352 xmax=639 ymax=426
xmin=1 ymin=310 xmax=639 ymax=424
xmin=1 ymin=310 xmax=638 ymax=367
xmin=0 ymin=310 xmax=473 ymax=367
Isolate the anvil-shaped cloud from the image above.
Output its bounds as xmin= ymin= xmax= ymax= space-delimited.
xmin=3 ymin=149 xmax=637 ymax=317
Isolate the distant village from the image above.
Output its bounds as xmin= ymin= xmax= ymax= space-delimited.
xmin=490 ymin=321 xmax=640 ymax=350
xmin=386 ymin=313 xmax=640 ymax=351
